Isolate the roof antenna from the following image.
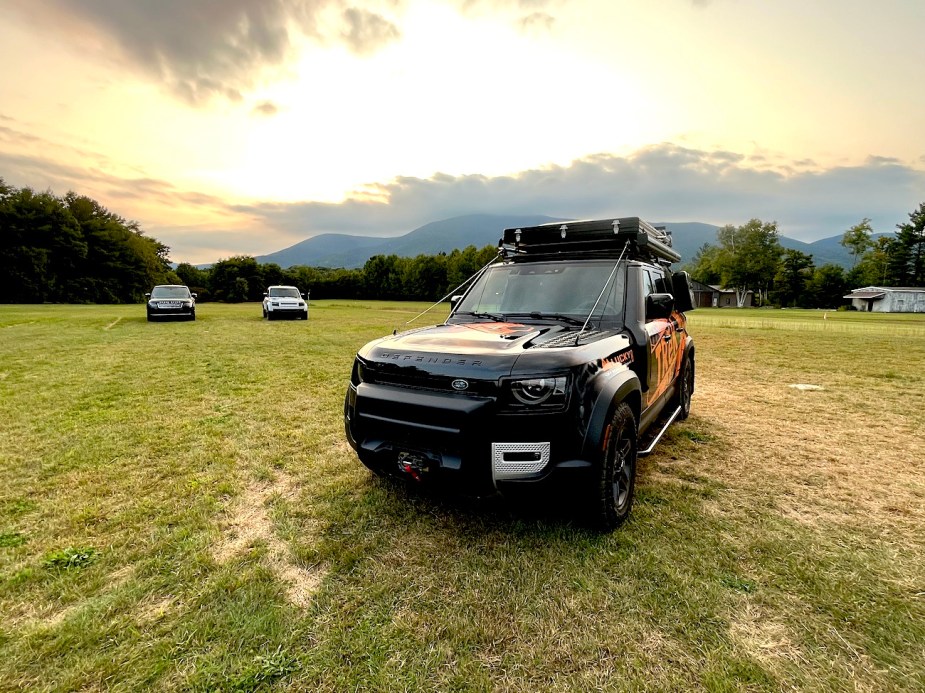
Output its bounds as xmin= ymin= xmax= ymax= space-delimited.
xmin=575 ymin=240 xmax=631 ymax=346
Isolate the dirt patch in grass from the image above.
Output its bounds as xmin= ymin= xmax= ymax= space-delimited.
xmin=729 ymin=602 xmax=807 ymax=670
xmin=686 ymin=336 xmax=925 ymax=538
xmin=136 ymin=595 xmax=177 ymax=624
xmin=213 ymin=471 xmax=327 ymax=608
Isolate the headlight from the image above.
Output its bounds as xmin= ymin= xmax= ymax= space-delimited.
xmin=509 ymin=376 xmax=568 ymax=406
xmin=351 ymin=359 xmax=366 ymax=386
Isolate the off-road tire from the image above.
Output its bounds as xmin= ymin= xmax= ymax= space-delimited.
xmin=675 ymin=357 xmax=694 ymax=421
xmin=594 ymin=402 xmax=638 ymax=530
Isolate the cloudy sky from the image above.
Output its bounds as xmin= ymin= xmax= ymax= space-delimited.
xmin=2 ymin=0 xmax=923 ymax=263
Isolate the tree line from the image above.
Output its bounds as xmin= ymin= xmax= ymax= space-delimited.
xmin=0 ymin=178 xmax=500 ymax=304
xmin=685 ymin=202 xmax=925 ymax=308
xmin=174 ymin=245 xmax=499 ymax=303
xmin=3 ymin=177 xmax=922 ymax=307
xmin=0 ymin=178 xmax=175 ymax=303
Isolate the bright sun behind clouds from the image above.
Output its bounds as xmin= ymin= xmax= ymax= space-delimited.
xmin=225 ymin=1 xmax=665 ymax=205
xmin=1 ymin=0 xmax=924 ymax=262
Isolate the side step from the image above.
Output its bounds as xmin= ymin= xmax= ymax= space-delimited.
xmin=638 ymin=406 xmax=681 ymax=457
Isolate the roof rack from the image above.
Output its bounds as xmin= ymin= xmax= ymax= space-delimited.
xmin=500 ymin=217 xmax=681 ymax=265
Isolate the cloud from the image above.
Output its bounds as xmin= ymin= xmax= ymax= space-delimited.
xmin=341 ymin=7 xmax=401 ymax=55
xmin=519 ymin=12 xmax=555 ymax=32
xmin=233 ymin=144 xmax=925 ymax=250
xmin=3 ymin=134 xmax=923 ymax=263
xmin=456 ymin=0 xmax=558 ymax=33
xmin=252 ymin=101 xmax=280 ymax=117
xmin=7 ymin=0 xmax=402 ymax=105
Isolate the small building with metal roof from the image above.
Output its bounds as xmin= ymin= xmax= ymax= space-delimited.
xmin=843 ymin=286 xmax=925 ymax=312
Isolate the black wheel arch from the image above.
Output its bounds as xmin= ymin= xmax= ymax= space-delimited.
xmin=581 ymin=369 xmax=641 ymax=461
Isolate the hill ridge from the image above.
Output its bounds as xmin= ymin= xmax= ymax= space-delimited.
xmin=254 ymin=214 xmax=882 ymax=270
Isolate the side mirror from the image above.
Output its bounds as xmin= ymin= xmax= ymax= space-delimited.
xmin=191 ymin=293 xmax=198 ymax=299
xmin=144 ymin=293 xmax=151 ymax=298
xmin=449 ymin=295 xmax=463 ymax=309
xmin=645 ymin=293 xmax=675 ymax=321
xmin=671 ymin=271 xmax=695 ymax=312
xmin=301 ymin=293 xmax=306 ymax=298
xmin=263 ymin=292 xmax=269 ymax=297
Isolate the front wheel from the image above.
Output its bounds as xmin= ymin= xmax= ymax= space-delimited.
xmin=594 ymin=402 xmax=638 ymax=530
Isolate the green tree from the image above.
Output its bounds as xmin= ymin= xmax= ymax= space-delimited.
xmin=806 ymin=264 xmax=847 ymax=308
xmin=363 ymin=255 xmax=403 ymax=300
xmin=685 ymin=243 xmax=722 ymax=285
xmin=175 ymin=262 xmax=211 ymax=299
xmin=849 ymin=235 xmax=893 ymax=287
xmin=0 ymin=186 xmax=87 ymax=302
xmin=402 ymin=254 xmax=448 ymax=301
xmin=63 ymin=192 xmax=172 ymax=302
xmin=773 ymin=249 xmax=815 ymax=307
xmin=891 ymin=202 xmax=925 ymax=285
xmin=840 ymin=219 xmax=873 ymax=268
xmin=209 ymin=256 xmax=261 ymax=301
xmin=714 ymin=219 xmax=783 ymax=307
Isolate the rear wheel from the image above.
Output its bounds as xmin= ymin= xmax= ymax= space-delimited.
xmin=594 ymin=402 xmax=638 ymax=530
xmin=676 ymin=357 xmax=694 ymax=420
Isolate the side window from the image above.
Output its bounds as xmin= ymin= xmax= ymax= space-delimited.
xmin=642 ymin=269 xmax=657 ymax=298
xmin=652 ymin=269 xmax=670 ymax=295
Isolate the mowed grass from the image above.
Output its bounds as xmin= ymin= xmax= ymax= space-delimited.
xmin=1 ymin=303 xmax=924 ymax=692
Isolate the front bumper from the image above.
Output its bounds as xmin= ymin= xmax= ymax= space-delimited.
xmin=267 ymin=306 xmax=307 ymax=319
xmin=344 ymin=382 xmax=594 ymax=496
xmin=147 ymin=305 xmax=194 ymax=319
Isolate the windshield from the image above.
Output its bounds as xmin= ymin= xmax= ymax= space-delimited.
xmin=268 ymin=287 xmax=300 ymax=298
xmin=455 ymin=260 xmax=625 ymax=322
xmin=151 ymin=286 xmax=191 ymax=299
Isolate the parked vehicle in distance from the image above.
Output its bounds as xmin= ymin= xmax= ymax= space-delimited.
xmin=344 ymin=217 xmax=696 ymax=530
xmin=146 ymin=284 xmax=196 ymax=321
xmin=263 ymin=286 xmax=309 ymax=320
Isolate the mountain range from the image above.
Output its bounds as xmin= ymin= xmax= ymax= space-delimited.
xmin=254 ymin=214 xmax=875 ymax=270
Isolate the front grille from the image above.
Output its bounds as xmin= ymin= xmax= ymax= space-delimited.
xmin=361 ymin=362 xmax=494 ymax=397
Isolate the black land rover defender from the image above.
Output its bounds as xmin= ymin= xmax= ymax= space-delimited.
xmin=344 ymin=217 xmax=695 ymax=529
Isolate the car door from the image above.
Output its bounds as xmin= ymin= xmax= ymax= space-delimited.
xmin=642 ymin=268 xmax=682 ymax=409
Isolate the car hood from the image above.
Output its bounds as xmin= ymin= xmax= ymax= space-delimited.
xmin=357 ymin=321 xmax=585 ymax=379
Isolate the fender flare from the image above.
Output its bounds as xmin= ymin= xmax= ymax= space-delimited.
xmin=682 ymin=336 xmax=695 ymax=373
xmin=580 ymin=369 xmax=642 ymax=461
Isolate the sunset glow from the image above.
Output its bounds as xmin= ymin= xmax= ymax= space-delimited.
xmin=2 ymin=0 xmax=923 ymax=263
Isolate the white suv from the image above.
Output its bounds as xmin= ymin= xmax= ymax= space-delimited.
xmin=263 ymin=285 xmax=308 ymax=320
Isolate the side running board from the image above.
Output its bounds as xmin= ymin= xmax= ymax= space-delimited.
xmin=638 ymin=406 xmax=681 ymax=457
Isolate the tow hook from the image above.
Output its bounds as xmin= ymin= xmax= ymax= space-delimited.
xmin=397 ymin=451 xmax=431 ymax=481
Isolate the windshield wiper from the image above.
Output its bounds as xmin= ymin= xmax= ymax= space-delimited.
xmin=456 ymin=311 xmax=507 ymax=322
xmin=506 ymin=312 xmax=586 ymax=326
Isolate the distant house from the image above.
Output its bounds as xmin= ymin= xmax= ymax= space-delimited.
xmin=689 ymin=278 xmax=717 ymax=308
xmin=843 ymin=286 xmax=925 ymax=313
xmin=687 ymin=279 xmax=754 ymax=307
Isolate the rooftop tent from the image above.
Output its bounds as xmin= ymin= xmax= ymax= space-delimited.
xmin=500 ymin=217 xmax=681 ymax=265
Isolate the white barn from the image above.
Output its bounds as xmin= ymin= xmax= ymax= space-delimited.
xmin=843 ymin=286 xmax=925 ymax=313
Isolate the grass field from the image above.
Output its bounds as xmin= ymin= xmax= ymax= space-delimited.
xmin=1 ymin=302 xmax=924 ymax=692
